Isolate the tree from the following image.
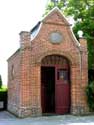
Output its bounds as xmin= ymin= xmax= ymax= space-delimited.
xmin=44 ymin=0 xmax=94 ymax=70
xmin=64 ymin=0 xmax=94 ymax=70
xmin=86 ymin=81 xmax=94 ymax=111
xmin=0 ymin=75 xmax=2 ymax=88
xmin=44 ymin=0 xmax=66 ymax=15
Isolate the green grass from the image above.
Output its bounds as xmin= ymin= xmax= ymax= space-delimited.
xmin=0 ymin=86 xmax=7 ymax=92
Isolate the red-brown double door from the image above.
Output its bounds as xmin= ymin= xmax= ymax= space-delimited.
xmin=41 ymin=65 xmax=70 ymax=115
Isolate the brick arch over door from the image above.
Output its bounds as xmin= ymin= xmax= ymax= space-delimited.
xmin=41 ymin=54 xmax=70 ymax=67
xmin=37 ymin=50 xmax=79 ymax=66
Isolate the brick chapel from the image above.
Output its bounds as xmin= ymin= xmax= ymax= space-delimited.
xmin=7 ymin=7 xmax=89 ymax=118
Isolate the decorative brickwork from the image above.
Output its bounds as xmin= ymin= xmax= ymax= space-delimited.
xmin=7 ymin=7 xmax=89 ymax=118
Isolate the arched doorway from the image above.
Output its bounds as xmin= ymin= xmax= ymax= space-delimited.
xmin=41 ymin=55 xmax=71 ymax=115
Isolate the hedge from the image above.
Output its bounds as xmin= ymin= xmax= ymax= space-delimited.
xmin=0 ymin=88 xmax=7 ymax=110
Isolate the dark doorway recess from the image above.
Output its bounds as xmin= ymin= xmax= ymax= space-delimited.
xmin=41 ymin=66 xmax=55 ymax=114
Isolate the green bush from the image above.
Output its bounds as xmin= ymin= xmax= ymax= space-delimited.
xmin=86 ymin=81 xmax=94 ymax=111
xmin=0 ymin=87 xmax=7 ymax=110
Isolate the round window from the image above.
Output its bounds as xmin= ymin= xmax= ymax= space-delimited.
xmin=49 ymin=32 xmax=63 ymax=44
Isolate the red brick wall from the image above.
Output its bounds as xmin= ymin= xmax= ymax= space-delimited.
xmin=8 ymin=50 xmax=21 ymax=116
xmin=8 ymin=8 xmax=89 ymax=117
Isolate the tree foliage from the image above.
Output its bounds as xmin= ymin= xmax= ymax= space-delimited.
xmin=86 ymin=81 xmax=94 ymax=111
xmin=45 ymin=0 xmax=94 ymax=69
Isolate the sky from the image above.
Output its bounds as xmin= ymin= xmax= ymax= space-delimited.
xmin=0 ymin=0 xmax=48 ymax=85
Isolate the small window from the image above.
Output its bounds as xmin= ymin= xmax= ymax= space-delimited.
xmin=57 ymin=69 xmax=68 ymax=80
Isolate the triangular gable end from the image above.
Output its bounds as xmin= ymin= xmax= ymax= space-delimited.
xmin=42 ymin=7 xmax=70 ymax=26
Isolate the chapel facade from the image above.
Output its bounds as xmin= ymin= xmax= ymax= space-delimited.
xmin=7 ymin=7 xmax=89 ymax=118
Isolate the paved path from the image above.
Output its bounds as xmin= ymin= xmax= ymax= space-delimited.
xmin=0 ymin=111 xmax=94 ymax=125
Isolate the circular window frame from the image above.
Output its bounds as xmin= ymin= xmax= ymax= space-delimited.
xmin=49 ymin=31 xmax=63 ymax=44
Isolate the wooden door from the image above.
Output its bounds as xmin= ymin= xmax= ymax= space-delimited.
xmin=55 ymin=66 xmax=70 ymax=114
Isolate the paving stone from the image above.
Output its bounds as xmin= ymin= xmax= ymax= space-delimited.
xmin=0 ymin=111 xmax=94 ymax=125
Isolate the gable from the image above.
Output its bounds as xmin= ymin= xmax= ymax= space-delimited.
xmin=42 ymin=7 xmax=70 ymax=26
xmin=31 ymin=7 xmax=80 ymax=49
